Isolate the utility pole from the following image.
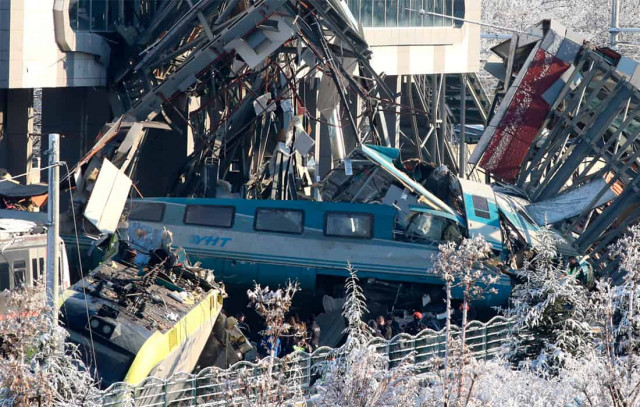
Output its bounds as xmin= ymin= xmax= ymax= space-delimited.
xmin=611 ymin=0 xmax=620 ymax=49
xmin=46 ymin=134 xmax=60 ymax=325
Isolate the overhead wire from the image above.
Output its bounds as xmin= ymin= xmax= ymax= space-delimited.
xmin=61 ymin=161 xmax=99 ymax=380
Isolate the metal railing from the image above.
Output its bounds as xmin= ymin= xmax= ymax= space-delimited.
xmin=95 ymin=316 xmax=512 ymax=406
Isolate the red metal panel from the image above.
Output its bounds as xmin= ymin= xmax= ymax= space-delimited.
xmin=480 ymin=48 xmax=570 ymax=181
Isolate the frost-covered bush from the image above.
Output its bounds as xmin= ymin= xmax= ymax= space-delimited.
xmin=503 ymin=228 xmax=592 ymax=373
xmin=430 ymin=235 xmax=500 ymax=404
xmin=0 ymin=286 xmax=99 ymax=406
xmin=558 ymin=226 xmax=640 ymax=407
xmin=241 ymin=281 xmax=304 ymax=406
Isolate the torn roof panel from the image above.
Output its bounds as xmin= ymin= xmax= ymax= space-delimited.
xmin=360 ymin=144 xmax=456 ymax=216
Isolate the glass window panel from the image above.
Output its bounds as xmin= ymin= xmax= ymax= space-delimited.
xmin=472 ymin=196 xmax=490 ymax=219
xmin=77 ymin=0 xmax=91 ymax=31
xmin=32 ymin=258 xmax=38 ymax=283
xmin=255 ymin=209 xmax=304 ymax=234
xmin=91 ymin=0 xmax=107 ymax=31
xmin=407 ymin=213 xmax=445 ymax=241
xmin=361 ymin=0 xmax=373 ymax=26
xmin=13 ymin=260 xmax=26 ymax=288
xmin=434 ymin=0 xmax=445 ymax=26
xmin=108 ymin=0 xmax=121 ymax=31
xmin=471 ymin=195 xmax=489 ymax=212
xmin=69 ymin=0 xmax=79 ymax=31
xmin=372 ymin=0 xmax=386 ymax=27
xmin=325 ymin=212 xmax=373 ymax=238
xmin=453 ymin=0 xmax=465 ymax=25
xmin=13 ymin=269 xmax=25 ymax=288
xmin=398 ymin=0 xmax=410 ymax=26
xmin=0 ymin=263 xmax=9 ymax=290
xmin=387 ymin=0 xmax=399 ymax=27
xmin=129 ymin=202 xmax=165 ymax=222
xmin=184 ymin=205 xmax=235 ymax=228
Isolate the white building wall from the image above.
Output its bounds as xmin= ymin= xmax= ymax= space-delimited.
xmin=363 ymin=0 xmax=480 ymax=75
xmin=2 ymin=0 xmax=107 ymax=89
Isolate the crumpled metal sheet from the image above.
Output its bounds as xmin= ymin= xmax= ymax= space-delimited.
xmin=478 ymin=47 xmax=570 ymax=181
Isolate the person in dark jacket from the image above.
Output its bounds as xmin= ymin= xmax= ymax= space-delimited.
xmin=405 ymin=311 xmax=426 ymax=336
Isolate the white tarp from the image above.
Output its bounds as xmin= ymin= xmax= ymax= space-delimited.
xmin=84 ymin=159 xmax=132 ymax=234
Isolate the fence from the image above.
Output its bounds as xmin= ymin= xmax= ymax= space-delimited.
xmin=96 ymin=316 xmax=512 ymax=406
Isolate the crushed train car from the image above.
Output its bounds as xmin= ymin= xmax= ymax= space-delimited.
xmin=59 ymin=232 xmax=251 ymax=389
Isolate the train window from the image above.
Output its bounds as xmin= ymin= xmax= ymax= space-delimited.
xmin=254 ymin=208 xmax=304 ymax=234
xmin=129 ymin=202 xmax=165 ymax=222
xmin=471 ymin=195 xmax=491 ymax=219
xmin=325 ymin=212 xmax=373 ymax=239
xmin=13 ymin=260 xmax=26 ymax=288
xmin=184 ymin=205 xmax=235 ymax=228
xmin=0 ymin=263 xmax=9 ymax=290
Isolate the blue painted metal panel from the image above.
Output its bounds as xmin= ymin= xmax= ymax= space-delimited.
xmin=458 ymin=179 xmax=502 ymax=250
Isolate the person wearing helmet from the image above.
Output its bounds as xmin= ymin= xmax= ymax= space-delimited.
xmin=405 ymin=311 xmax=426 ymax=336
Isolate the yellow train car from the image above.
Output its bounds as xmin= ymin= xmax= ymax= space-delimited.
xmin=59 ymin=256 xmax=225 ymax=388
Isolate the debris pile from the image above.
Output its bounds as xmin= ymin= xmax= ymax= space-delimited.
xmin=475 ymin=20 xmax=640 ymax=275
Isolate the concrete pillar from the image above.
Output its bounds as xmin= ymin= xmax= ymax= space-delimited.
xmin=0 ymin=89 xmax=6 ymax=150
xmin=1 ymin=88 xmax=32 ymax=183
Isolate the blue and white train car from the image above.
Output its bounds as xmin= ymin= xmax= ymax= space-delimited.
xmin=123 ymin=194 xmax=511 ymax=307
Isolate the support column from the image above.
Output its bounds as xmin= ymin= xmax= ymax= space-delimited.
xmin=438 ymin=74 xmax=446 ymax=167
xmin=394 ymin=75 xmax=402 ymax=149
xmin=611 ymin=0 xmax=620 ymax=49
xmin=459 ymin=74 xmax=467 ymax=178
xmin=429 ymin=75 xmax=439 ymax=162
xmin=3 ymin=89 xmax=32 ymax=183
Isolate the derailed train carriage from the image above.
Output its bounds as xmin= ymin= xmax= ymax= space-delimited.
xmin=59 ymin=237 xmax=251 ymax=389
xmin=116 ymin=144 xmax=588 ymax=316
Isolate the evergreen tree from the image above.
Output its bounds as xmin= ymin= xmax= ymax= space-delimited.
xmin=504 ymin=228 xmax=592 ymax=373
